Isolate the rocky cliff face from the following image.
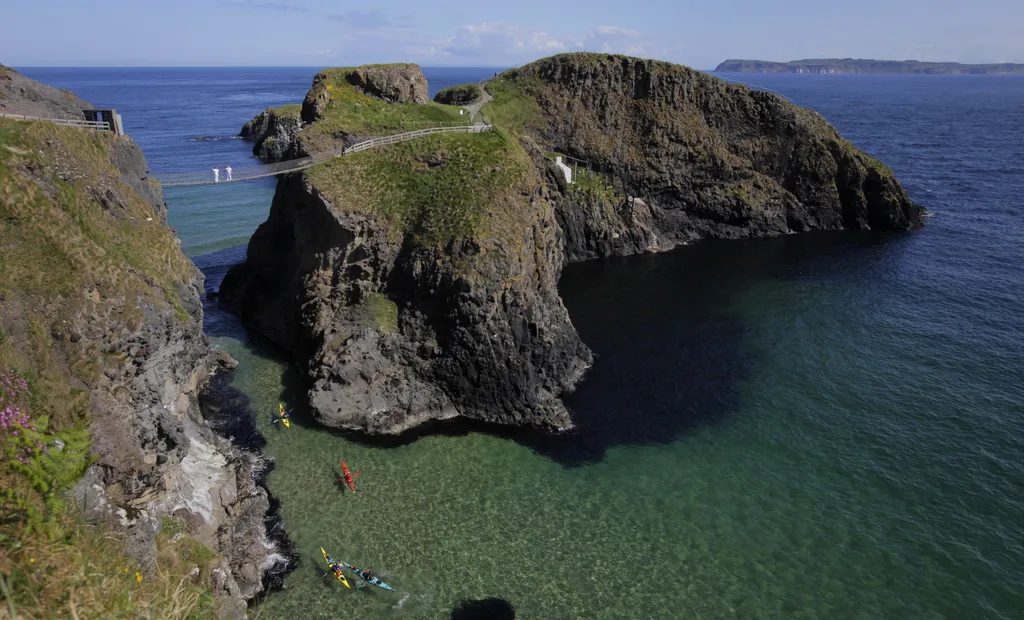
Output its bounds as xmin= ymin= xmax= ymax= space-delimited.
xmin=492 ymin=54 xmax=924 ymax=262
xmin=343 ymin=64 xmax=430 ymax=104
xmin=434 ymin=84 xmax=483 ymax=105
xmin=221 ymin=53 xmax=925 ymax=436
xmin=221 ymin=132 xmax=592 ymax=434
xmin=239 ymin=105 xmax=303 ymax=163
xmin=0 ymin=76 xmax=282 ymax=618
xmin=0 ymin=63 xmax=91 ymax=118
xmin=301 ymin=64 xmax=429 ymax=124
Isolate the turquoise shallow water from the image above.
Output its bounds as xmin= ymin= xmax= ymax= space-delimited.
xmin=19 ymin=68 xmax=1024 ymax=618
xmin=202 ymin=232 xmax=1022 ymax=619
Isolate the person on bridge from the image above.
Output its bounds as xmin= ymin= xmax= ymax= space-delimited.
xmin=212 ymin=167 xmax=220 ymax=183
xmin=225 ymin=165 xmax=233 ymax=181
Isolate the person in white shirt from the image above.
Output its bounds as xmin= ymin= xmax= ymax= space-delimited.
xmin=225 ymin=165 xmax=233 ymax=181
xmin=213 ymin=167 xmax=220 ymax=182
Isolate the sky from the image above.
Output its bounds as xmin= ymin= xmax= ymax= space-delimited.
xmin=3 ymin=0 xmax=1024 ymax=69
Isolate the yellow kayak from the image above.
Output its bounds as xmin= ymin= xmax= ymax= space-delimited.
xmin=278 ymin=403 xmax=290 ymax=428
xmin=320 ymin=547 xmax=351 ymax=588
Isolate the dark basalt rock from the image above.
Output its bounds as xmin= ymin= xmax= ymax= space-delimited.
xmin=221 ymin=53 xmax=925 ymax=439
xmin=239 ymin=107 xmax=304 ymax=163
xmin=434 ymin=83 xmax=483 ymax=105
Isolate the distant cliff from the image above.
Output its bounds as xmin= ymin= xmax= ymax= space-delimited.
xmin=715 ymin=58 xmax=1024 ymax=75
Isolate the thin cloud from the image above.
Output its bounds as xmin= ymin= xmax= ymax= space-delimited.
xmin=225 ymin=0 xmax=306 ymax=12
xmin=324 ymin=10 xmax=410 ymax=31
xmin=435 ymin=22 xmax=657 ymax=63
xmin=442 ymin=23 xmax=566 ymax=58
xmin=579 ymin=26 xmax=647 ymax=56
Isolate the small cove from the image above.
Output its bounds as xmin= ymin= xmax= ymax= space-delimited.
xmin=19 ymin=66 xmax=1024 ymax=619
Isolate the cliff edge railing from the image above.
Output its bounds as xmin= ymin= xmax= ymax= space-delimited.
xmin=0 ymin=112 xmax=110 ymax=131
xmin=152 ymin=123 xmax=494 ymax=187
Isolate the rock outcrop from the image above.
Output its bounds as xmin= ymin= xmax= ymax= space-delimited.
xmin=344 ymin=64 xmax=430 ymax=104
xmin=0 ymin=74 xmax=283 ymax=618
xmin=300 ymin=64 xmax=429 ymax=124
xmin=434 ymin=84 xmax=483 ymax=105
xmin=501 ymin=53 xmax=924 ymax=261
xmin=239 ymin=105 xmax=303 ymax=163
xmin=0 ymin=63 xmax=91 ymax=119
xmin=221 ymin=53 xmax=925 ymax=436
xmin=221 ymin=133 xmax=592 ymax=434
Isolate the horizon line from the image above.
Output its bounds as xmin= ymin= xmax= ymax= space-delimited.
xmin=11 ymin=64 xmax=514 ymax=69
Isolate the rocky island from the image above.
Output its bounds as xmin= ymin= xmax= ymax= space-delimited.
xmin=715 ymin=58 xmax=1024 ymax=74
xmin=0 ymin=66 xmax=284 ymax=618
xmin=224 ymin=53 xmax=924 ymax=439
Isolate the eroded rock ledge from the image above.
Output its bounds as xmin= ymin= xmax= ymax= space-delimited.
xmin=221 ymin=54 xmax=925 ymax=437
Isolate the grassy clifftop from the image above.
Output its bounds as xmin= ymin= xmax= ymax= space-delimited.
xmin=0 ymin=119 xmax=195 ymax=425
xmin=289 ymin=63 xmax=536 ymax=249
xmin=306 ymin=128 xmax=532 ymax=248
xmin=480 ymin=53 xmax=922 ymax=232
xmin=297 ymin=65 xmax=467 ymax=154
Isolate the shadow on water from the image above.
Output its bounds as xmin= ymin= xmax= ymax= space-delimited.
xmin=451 ymin=597 xmax=516 ymax=620
xmin=194 ymin=231 xmax=918 ymax=468
xmin=521 ymin=230 xmax=917 ymax=466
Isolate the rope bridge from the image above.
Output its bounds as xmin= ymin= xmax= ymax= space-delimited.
xmin=152 ymin=124 xmax=493 ymax=187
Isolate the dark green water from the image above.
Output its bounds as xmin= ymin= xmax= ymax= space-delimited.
xmin=197 ymin=228 xmax=1022 ymax=619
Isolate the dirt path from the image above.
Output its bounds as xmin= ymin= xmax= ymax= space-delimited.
xmin=466 ymin=85 xmax=494 ymax=123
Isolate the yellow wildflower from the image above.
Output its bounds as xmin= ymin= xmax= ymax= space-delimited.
xmin=135 ymin=572 xmax=143 ymax=582
xmin=29 ymin=558 xmax=35 ymax=563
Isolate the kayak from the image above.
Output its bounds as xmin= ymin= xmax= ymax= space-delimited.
xmin=320 ymin=547 xmax=351 ymax=589
xmin=341 ymin=460 xmax=356 ymax=492
xmin=278 ymin=403 xmax=290 ymax=429
xmin=335 ymin=558 xmax=396 ymax=592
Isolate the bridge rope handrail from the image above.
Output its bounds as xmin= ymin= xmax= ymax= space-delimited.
xmin=398 ymin=120 xmax=475 ymax=128
xmin=0 ymin=112 xmax=110 ymax=131
xmin=151 ymin=123 xmax=493 ymax=187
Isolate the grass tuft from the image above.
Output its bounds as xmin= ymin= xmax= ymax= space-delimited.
xmin=363 ymin=293 xmax=398 ymax=334
xmin=0 ymin=506 xmax=217 ymax=619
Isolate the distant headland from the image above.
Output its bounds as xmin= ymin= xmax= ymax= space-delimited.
xmin=715 ymin=58 xmax=1024 ymax=75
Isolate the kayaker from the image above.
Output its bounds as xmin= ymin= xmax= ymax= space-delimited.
xmin=363 ymin=570 xmax=376 ymax=582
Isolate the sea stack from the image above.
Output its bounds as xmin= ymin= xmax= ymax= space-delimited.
xmin=222 ymin=53 xmax=925 ymax=436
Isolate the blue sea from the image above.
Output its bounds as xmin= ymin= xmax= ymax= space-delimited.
xmin=16 ymin=66 xmax=1024 ymax=619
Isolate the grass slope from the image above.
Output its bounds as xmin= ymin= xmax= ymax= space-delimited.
xmin=298 ymin=67 xmax=468 ymax=153
xmin=0 ymin=119 xmax=195 ymax=428
xmin=0 ymin=119 xmax=214 ymax=619
xmin=306 ymin=128 xmax=533 ymax=247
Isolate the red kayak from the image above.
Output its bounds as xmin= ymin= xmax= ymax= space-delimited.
xmin=340 ymin=460 xmax=358 ymax=493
